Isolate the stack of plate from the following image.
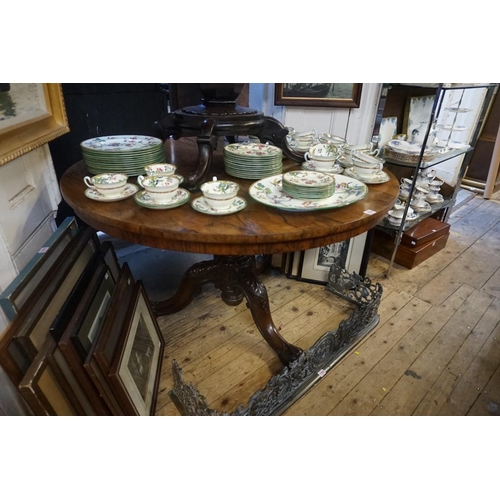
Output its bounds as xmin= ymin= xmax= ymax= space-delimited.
xmin=81 ymin=135 xmax=166 ymax=176
xmin=282 ymin=170 xmax=335 ymax=199
xmin=223 ymin=142 xmax=282 ymax=179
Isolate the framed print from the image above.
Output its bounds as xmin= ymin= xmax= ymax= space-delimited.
xmin=84 ymin=263 xmax=136 ymax=416
xmin=274 ymin=83 xmax=363 ymax=108
xmin=402 ymin=95 xmax=436 ymax=144
xmin=0 ymin=217 xmax=79 ymax=321
xmin=284 ymin=232 xmax=368 ymax=285
xmin=0 ymin=83 xmax=69 ymax=166
xmin=12 ymin=227 xmax=99 ymax=360
xmin=51 ymin=249 xmax=120 ymax=416
xmin=108 ymin=281 xmax=165 ymax=416
xmin=19 ymin=335 xmax=86 ymax=416
xmin=0 ymin=227 xmax=99 ymax=385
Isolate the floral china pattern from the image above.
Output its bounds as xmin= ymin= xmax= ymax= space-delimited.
xmin=91 ymin=173 xmax=127 ymax=185
xmin=224 ymin=143 xmax=282 ymax=157
xmin=249 ymin=174 xmax=367 ymax=212
xmin=283 ymin=170 xmax=335 ymax=188
xmin=81 ymin=135 xmax=163 ymax=152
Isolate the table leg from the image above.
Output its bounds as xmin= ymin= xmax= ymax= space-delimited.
xmin=152 ymin=255 xmax=303 ymax=366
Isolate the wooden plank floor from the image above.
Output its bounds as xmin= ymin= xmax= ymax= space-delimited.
xmin=116 ymin=189 xmax=500 ymax=416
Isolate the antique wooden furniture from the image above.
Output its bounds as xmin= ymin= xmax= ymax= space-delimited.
xmin=59 ymin=137 xmax=399 ymax=367
xmin=154 ymin=84 xmax=305 ymax=189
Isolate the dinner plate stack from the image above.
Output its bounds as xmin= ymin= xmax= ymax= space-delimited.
xmin=223 ymin=142 xmax=283 ymax=180
xmin=281 ymin=170 xmax=335 ymax=199
xmin=80 ymin=135 xmax=166 ymax=176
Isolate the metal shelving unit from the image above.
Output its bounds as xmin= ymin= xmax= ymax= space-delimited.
xmin=371 ymin=83 xmax=497 ymax=277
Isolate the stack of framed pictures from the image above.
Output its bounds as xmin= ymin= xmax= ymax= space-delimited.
xmin=272 ymin=232 xmax=368 ymax=285
xmin=0 ymin=218 xmax=165 ymax=416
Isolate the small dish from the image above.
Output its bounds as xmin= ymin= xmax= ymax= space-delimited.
xmin=84 ymin=183 xmax=138 ymax=202
xmin=302 ymin=161 xmax=343 ymax=174
xmin=134 ymin=188 xmax=190 ymax=209
xmin=191 ymin=196 xmax=247 ymax=215
xmin=343 ymin=167 xmax=390 ymax=184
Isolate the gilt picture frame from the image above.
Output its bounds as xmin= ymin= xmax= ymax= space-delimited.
xmin=0 ymin=83 xmax=69 ymax=166
xmin=274 ymin=83 xmax=363 ymax=108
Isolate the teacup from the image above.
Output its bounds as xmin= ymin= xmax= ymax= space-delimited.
xmin=305 ymin=143 xmax=340 ymax=160
xmin=137 ymin=174 xmax=180 ymax=202
xmin=200 ymin=179 xmax=239 ymax=210
xmin=84 ymin=172 xmax=128 ymax=198
xmin=350 ymin=152 xmax=384 ymax=177
xmin=318 ymin=133 xmax=346 ymax=147
xmin=305 ymin=157 xmax=336 ymax=170
xmin=391 ymin=202 xmax=414 ymax=218
xmin=144 ymin=163 xmax=177 ymax=176
xmin=293 ymin=129 xmax=316 ymax=139
xmin=344 ymin=143 xmax=379 ymax=156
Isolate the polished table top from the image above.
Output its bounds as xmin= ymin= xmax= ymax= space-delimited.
xmin=60 ymin=137 xmax=399 ymax=256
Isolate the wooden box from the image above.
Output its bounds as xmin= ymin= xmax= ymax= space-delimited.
xmin=372 ymin=228 xmax=450 ymax=269
xmin=400 ymin=217 xmax=450 ymax=248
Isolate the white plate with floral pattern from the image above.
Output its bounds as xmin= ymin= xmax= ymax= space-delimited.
xmin=81 ymin=135 xmax=163 ymax=152
xmin=84 ymin=183 xmax=139 ymax=202
xmin=224 ymin=142 xmax=282 ymax=158
xmin=248 ymin=174 xmax=368 ymax=212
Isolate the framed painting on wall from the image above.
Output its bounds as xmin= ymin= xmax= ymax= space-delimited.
xmin=0 ymin=83 xmax=69 ymax=166
xmin=274 ymin=83 xmax=363 ymax=108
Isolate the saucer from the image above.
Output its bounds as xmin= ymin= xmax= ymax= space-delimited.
xmin=426 ymin=194 xmax=444 ymax=204
xmin=410 ymin=201 xmax=432 ymax=213
xmin=301 ymin=161 xmax=343 ymax=174
xmin=134 ymin=188 xmax=190 ymax=210
xmin=343 ymin=167 xmax=390 ymax=184
xmin=191 ymin=196 xmax=247 ymax=215
xmin=84 ymin=183 xmax=139 ymax=202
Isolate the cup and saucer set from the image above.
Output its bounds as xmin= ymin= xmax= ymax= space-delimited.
xmin=84 ymin=173 xmax=139 ymax=202
xmin=133 ymin=163 xmax=191 ymax=210
xmin=301 ymin=142 xmax=344 ymax=174
xmin=386 ymin=200 xmax=419 ymax=227
xmin=191 ymin=177 xmax=247 ymax=215
xmin=340 ymin=149 xmax=390 ymax=184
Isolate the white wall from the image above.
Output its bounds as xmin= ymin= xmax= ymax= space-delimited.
xmin=250 ymin=83 xmax=382 ymax=146
xmin=0 ymin=144 xmax=60 ymax=333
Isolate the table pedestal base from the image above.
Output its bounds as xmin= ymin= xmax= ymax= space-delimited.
xmin=167 ymin=263 xmax=384 ymax=416
xmin=152 ymin=255 xmax=303 ymax=366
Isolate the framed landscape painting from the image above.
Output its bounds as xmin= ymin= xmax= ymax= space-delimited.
xmin=274 ymin=83 xmax=363 ymax=108
xmin=0 ymin=83 xmax=69 ymax=166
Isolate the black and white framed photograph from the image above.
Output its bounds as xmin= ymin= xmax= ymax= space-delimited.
xmin=108 ymin=281 xmax=165 ymax=416
xmin=282 ymin=232 xmax=367 ymax=284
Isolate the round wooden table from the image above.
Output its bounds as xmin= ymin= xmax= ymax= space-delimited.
xmin=60 ymin=138 xmax=399 ymax=365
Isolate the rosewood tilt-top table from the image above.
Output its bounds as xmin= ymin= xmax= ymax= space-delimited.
xmin=60 ymin=137 xmax=399 ymax=366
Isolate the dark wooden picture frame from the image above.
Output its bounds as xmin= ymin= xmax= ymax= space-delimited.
xmin=84 ymin=263 xmax=136 ymax=416
xmin=0 ymin=227 xmax=99 ymax=385
xmin=11 ymin=227 xmax=99 ymax=362
xmin=0 ymin=217 xmax=79 ymax=321
xmin=274 ymin=83 xmax=363 ymax=108
xmin=51 ymin=245 xmax=121 ymax=416
xmin=19 ymin=335 xmax=86 ymax=416
xmin=108 ymin=281 xmax=165 ymax=416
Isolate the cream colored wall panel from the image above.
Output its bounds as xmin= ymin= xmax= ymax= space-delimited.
xmin=0 ymin=227 xmax=17 ymax=294
xmin=13 ymin=212 xmax=57 ymax=273
xmin=0 ymin=146 xmax=58 ymax=256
